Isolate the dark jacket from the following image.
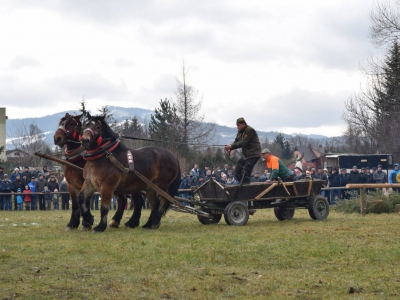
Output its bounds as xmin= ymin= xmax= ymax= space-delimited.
xmin=328 ymin=172 xmax=340 ymax=187
xmin=13 ymin=179 xmax=25 ymax=193
xmin=314 ymin=173 xmax=328 ymax=181
xmin=1 ymin=179 xmax=14 ymax=192
xmin=230 ymin=125 xmax=262 ymax=159
xmin=47 ymin=179 xmax=59 ymax=192
xmin=338 ymin=173 xmax=349 ymax=187
xmin=373 ymin=171 xmax=387 ymax=183
xmin=35 ymin=178 xmax=48 ymax=192
xmin=59 ymin=180 xmax=68 ymax=192
xmin=363 ymin=172 xmax=373 ymax=183
xmin=348 ymin=170 xmax=364 ymax=184
xmin=21 ymin=171 xmax=32 ymax=182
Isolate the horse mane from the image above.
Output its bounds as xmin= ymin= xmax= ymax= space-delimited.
xmin=89 ymin=114 xmax=119 ymax=140
xmin=58 ymin=113 xmax=83 ymax=126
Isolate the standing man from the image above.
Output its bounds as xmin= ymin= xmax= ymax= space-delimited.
xmin=224 ymin=118 xmax=261 ymax=184
xmin=261 ymin=149 xmax=293 ymax=182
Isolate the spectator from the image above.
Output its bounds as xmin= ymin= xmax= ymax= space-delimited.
xmin=203 ymin=169 xmax=212 ymax=181
xmin=1 ymin=174 xmax=13 ymax=210
xmin=10 ymin=168 xmax=21 ymax=182
xmin=178 ymin=172 xmax=190 ymax=205
xmin=42 ymin=165 xmax=49 ymax=177
xmin=53 ymin=188 xmax=59 ymax=210
xmin=0 ymin=167 xmax=3 ymax=210
xmin=202 ymin=166 xmax=210 ymax=178
xmin=373 ymin=165 xmax=387 ymax=183
xmin=328 ymin=167 xmax=341 ymax=204
xmin=315 ymin=167 xmax=328 ymax=197
xmin=0 ymin=166 xmax=4 ymax=180
xmin=339 ymin=168 xmax=350 ymax=200
xmin=43 ymin=186 xmax=52 ymax=210
xmin=47 ymin=174 xmax=59 ymax=192
xmin=260 ymin=169 xmax=270 ymax=182
xmin=21 ymin=166 xmax=32 ymax=183
xmin=294 ymin=168 xmax=304 ymax=181
xmin=28 ymin=177 xmax=38 ymax=210
xmin=23 ymin=185 xmax=32 ymax=211
xmin=389 ymin=163 xmax=400 ymax=193
xmin=219 ymin=173 xmax=227 ymax=184
xmin=190 ymin=164 xmax=200 ymax=177
xmin=32 ymin=167 xmax=40 ymax=179
xmin=188 ymin=171 xmax=198 ymax=187
xmin=250 ymin=172 xmax=261 ymax=183
xmin=35 ymin=174 xmax=48 ymax=210
xmin=347 ymin=166 xmax=364 ymax=198
xmin=59 ymin=177 xmax=70 ymax=210
xmin=226 ymin=175 xmax=238 ymax=185
xmin=16 ymin=188 xmax=23 ymax=210
xmin=221 ymin=164 xmax=230 ymax=175
xmin=13 ymin=175 xmax=25 ymax=210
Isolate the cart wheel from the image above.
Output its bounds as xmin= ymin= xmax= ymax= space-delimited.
xmin=197 ymin=214 xmax=222 ymax=225
xmin=308 ymin=196 xmax=330 ymax=220
xmin=274 ymin=199 xmax=295 ymax=221
xmin=224 ymin=201 xmax=249 ymax=226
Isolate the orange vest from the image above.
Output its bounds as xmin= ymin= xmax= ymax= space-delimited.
xmin=266 ymin=155 xmax=279 ymax=170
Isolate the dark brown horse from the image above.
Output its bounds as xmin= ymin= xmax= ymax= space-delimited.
xmin=54 ymin=113 xmax=143 ymax=230
xmin=78 ymin=113 xmax=181 ymax=232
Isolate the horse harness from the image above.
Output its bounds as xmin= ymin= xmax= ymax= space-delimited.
xmin=83 ymin=139 xmax=135 ymax=190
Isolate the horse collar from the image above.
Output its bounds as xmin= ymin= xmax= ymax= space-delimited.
xmin=83 ymin=139 xmax=120 ymax=161
xmin=64 ymin=146 xmax=84 ymax=162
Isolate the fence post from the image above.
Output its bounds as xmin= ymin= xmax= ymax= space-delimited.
xmin=360 ymin=187 xmax=367 ymax=216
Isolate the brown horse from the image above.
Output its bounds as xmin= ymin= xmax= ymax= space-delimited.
xmin=78 ymin=113 xmax=181 ymax=232
xmin=54 ymin=113 xmax=143 ymax=230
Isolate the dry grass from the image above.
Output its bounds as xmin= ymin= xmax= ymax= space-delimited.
xmin=1 ymin=208 xmax=400 ymax=299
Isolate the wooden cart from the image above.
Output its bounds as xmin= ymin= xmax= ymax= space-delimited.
xmin=173 ymin=178 xmax=329 ymax=226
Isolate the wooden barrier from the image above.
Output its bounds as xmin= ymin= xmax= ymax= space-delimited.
xmin=346 ymin=183 xmax=400 ymax=216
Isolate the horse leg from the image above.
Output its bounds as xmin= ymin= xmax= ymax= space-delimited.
xmin=93 ymin=189 xmax=113 ymax=233
xmin=151 ymin=184 xmax=173 ymax=229
xmin=109 ymin=194 xmax=127 ymax=228
xmin=77 ymin=184 xmax=95 ymax=231
xmin=66 ymin=190 xmax=80 ymax=230
xmin=142 ymin=189 xmax=158 ymax=229
xmin=125 ymin=192 xmax=145 ymax=228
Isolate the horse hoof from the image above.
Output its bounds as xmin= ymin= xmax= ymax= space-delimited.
xmin=109 ymin=220 xmax=120 ymax=228
xmin=151 ymin=223 xmax=161 ymax=229
xmin=124 ymin=222 xmax=139 ymax=229
xmin=81 ymin=226 xmax=92 ymax=231
xmin=65 ymin=226 xmax=77 ymax=231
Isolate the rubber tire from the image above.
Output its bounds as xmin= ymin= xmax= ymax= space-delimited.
xmin=308 ymin=195 xmax=330 ymax=220
xmin=197 ymin=214 xmax=222 ymax=225
xmin=274 ymin=199 xmax=295 ymax=221
xmin=224 ymin=201 xmax=249 ymax=226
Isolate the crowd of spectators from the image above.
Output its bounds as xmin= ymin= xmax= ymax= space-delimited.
xmin=0 ymin=165 xmax=70 ymax=211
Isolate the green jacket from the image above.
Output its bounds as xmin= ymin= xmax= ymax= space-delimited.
xmin=231 ymin=125 xmax=261 ymax=159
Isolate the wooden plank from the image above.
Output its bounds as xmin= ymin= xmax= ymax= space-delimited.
xmin=307 ymin=180 xmax=313 ymax=196
xmin=254 ymin=183 xmax=278 ymax=200
xmin=292 ymin=184 xmax=299 ymax=196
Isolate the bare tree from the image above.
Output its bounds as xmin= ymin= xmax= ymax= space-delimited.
xmin=370 ymin=1 xmax=400 ymax=46
xmin=174 ymin=61 xmax=215 ymax=151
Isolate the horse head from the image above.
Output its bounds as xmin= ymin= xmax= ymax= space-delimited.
xmin=54 ymin=113 xmax=83 ymax=147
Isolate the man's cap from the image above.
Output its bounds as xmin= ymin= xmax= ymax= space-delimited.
xmin=311 ymin=168 xmax=315 ymax=171
xmin=366 ymin=167 xmax=370 ymax=170
xmin=341 ymin=168 xmax=347 ymax=172
xmin=236 ymin=117 xmax=246 ymax=124
xmin=15 ymin=168 xmax=19 ymax=171
xmin=306 ymin=166 xmax=311 ymax=170
xmin=31 ymin=176 xmax=35 ymax=179
xmin=352 ymin=165 xmax=357 ymax=169
xmin=361 ymin=167 xmax=366 ymax=170
xmin=372 ymin=167 xmax=377 ymax=170
xmin=24 ymin=166 xmax=29 ymax=169
xmin=377 ymin=164 xmax=382 ymax=168
xmin=261 ymin=148 xmax=271 ymax=154
xmin=4 ymin=174 xmax=8 ymax=177
xmin=323 ymin=168 xmax=328 ymax=171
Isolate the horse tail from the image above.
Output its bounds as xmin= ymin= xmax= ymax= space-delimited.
xmin=168 ymin=159 xmax=182 ymax=197
xmin=161 ymin=159 xmax=181 ymax=217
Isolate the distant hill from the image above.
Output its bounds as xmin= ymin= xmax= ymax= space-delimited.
xmin=5 ymin=106 xmax=336 ymax=150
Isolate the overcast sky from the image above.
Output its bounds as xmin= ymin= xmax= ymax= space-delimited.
xmin=0 ymin=0 xmax=381 ymax=137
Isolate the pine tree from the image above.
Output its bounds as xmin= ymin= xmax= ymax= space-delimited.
xmin=149 ymin=99 xmax=181 ymax=150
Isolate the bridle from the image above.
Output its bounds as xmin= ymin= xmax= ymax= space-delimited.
xmin=57 ymin=116 xmax=81 ymax=144
xmin=82 ymin=119 xmax=104 ymax=147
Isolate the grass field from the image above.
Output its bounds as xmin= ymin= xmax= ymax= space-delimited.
xmin=1 ymin=207 xmax=400 ymax=299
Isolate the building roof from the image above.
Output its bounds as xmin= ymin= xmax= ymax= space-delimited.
xmin=294 ymin=146 xmax=318 ymax=162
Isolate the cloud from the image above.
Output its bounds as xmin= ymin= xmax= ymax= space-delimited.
xmin=9 ymin=55 xmax=40 ymax=69
xmin=49 ymin=73 xmax=130 ymax=99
